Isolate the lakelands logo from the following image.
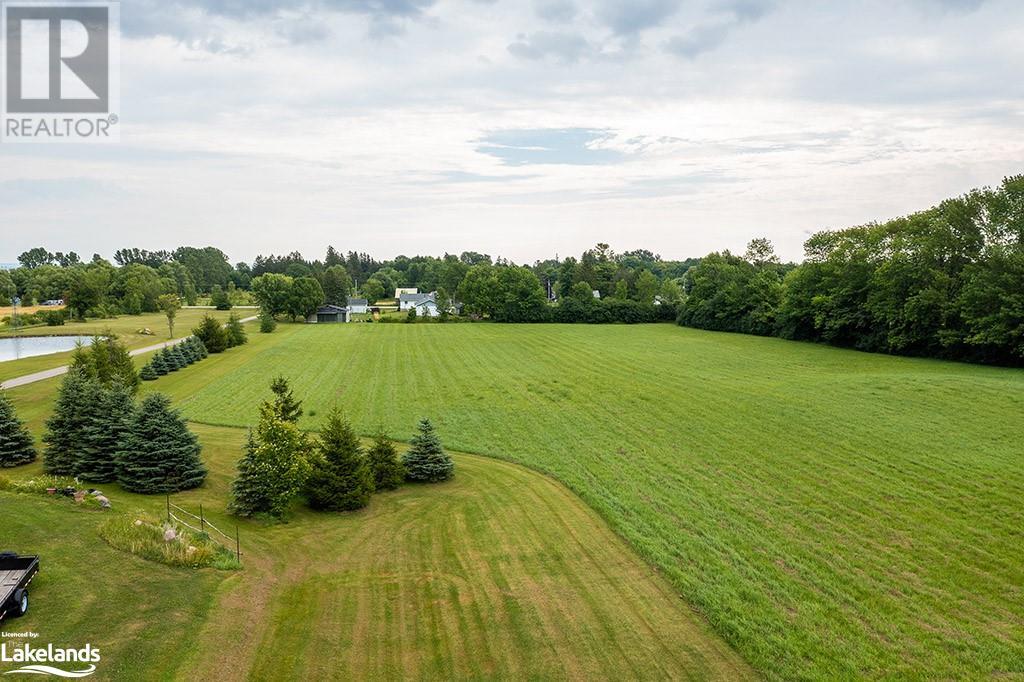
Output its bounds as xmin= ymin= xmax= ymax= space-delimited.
xmin=1 ymin=642 xmax=99 ymax=677
xmin=1 ymin=0 xmax=120 ymax=142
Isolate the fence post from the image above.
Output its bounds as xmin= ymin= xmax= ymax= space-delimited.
xmin=235 ymin=526 xmax=241 ymax=563
xmin=200 ymin=504 xmax=205 ymax=533
xmin=166 ymin=494 xmax=170 ymax=524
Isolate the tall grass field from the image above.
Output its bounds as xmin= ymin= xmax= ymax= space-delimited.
xmin=166 ymin=322 xmax=1024 ymax=679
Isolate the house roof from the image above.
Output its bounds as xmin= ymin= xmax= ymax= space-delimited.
xmin=316 ymin=304 xmax=349 ymax=314
xmin=413 ymin=298 xmax=438 ymax=308
xmin=399 ymin=292 xmax=435 ymax=304
xmin=347 ymin=297 xmax=368 ymax=306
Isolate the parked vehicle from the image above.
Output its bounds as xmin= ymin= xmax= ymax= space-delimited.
xmin=0 ymin=552 xmax=39 ymax=622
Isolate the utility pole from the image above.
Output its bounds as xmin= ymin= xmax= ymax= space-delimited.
xmin=11 ymin=296 xmax=19 ymax=334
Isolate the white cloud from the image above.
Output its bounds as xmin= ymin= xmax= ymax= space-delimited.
xmin=1 ymin=0 xmax=1022 ymax=264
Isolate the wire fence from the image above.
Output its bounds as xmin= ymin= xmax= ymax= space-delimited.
xmin=166 ymin=496 xmax=241 ymax=563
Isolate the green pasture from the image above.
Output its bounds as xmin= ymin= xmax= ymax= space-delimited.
xmin=164 ymin=322 xmax=1024 ymax=679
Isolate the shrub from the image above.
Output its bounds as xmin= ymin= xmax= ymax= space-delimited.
xmin=193 ymin=314 xmax=228 ymax=353
xmin=259 ymin=309 xmax=277 ymax=333
xmin=210 ymin=285 xmax=232 ymax=311
xmin=225 ymin=313 xmax=247 ymax=348
xmin=98 ymin=515 xmax=239 ymax=570
xmin=402 ymin=419 xmax=453 ymax=482
xmin=140 ymin=364 xmax=158 ymax=381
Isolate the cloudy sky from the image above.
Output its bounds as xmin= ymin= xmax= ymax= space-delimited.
xmin=2 ymin=0 xmax=1023 ymax=264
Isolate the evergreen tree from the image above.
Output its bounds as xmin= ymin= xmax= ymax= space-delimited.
xmin=270 ymin=376 xmax=303 ymax=423
xmin=0 ymin=391 xmax=36 ymax=467
xmin=179 ymin=340 xmax=197 ymax=364
xmin=367 ymin=429 xmax=403 ymax=491
xmin=140 ymin=363 xmax=158 ymax=381
xmin=169 ymin=345 xmax=188 ymax=369
xmin=70 ymin=335 xmax=139 ymax=392
xmin=402 ymin=419 xmax=453 ymax=482
xmin=259 ymin=310 xmax=277 ymax=333
xmin=151 ymin=350 xmax=170 ymax=376
xmin=229 ymin=403 xmax=309 ymax=518
xmin=304 ymin=410 xmax=373 ymax=511
xmin=116 ymin=394 xmax=206 ymax=494
xmin=163 ymin=347 xmax=181 ymax=372
xmin=225 ymin=313 xmax=248 ymax=348
xmin=194 ymin=337 xmax=209 ymax=359
xmin=43 ymin=370 xmax=94 ymax=475
xmin=77 ymin=381 xmax=134 ymax=483
xmin=193 ymin=314 xmax=228 ymax=353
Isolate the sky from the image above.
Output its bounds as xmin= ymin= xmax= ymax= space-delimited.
xmin=1 ymin=0 xmax=1023 ymax=265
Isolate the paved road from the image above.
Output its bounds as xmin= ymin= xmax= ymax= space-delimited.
xmin=0 ymin=316 xmax=257 ymax=391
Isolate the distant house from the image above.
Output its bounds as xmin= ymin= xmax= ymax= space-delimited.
xmin=394 ymin=287 xmax=418 ymax=299
xmin=399 ymin=292 xmax=436 ymax=311
xmin=347 ymin=297 xmax=368 ymax=314
xmin=592 ymin=290 xmax=601 ymax=299
xmin=306 ymin=304 xmax=350 ymax=324
xmin=413 ymin=298 xmax=440 ymax=317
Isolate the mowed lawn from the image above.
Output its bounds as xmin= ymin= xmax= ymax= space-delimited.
xmin=0 ymin=423 xmax=751 ymax=681
xmin=166 ymin=322 xmax=1024 ymax=679
xmin=0 ymin=308 xmax=237 ymax=384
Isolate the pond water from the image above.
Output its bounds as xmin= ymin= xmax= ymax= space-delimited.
xmin=0 ymin=335 xmax=94 ymax=362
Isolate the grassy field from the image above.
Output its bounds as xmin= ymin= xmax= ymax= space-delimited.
xmin=0 ymin=309 xmax=236 ymax=384
xmin=135 ymin=322 xmax=1024 ymax=680
xmin=0 ymin=421 xmax=751 ymax=680
xmin=0 ymin=494 xmax=222 ymax=680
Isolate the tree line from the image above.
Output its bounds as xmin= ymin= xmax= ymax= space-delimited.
xmin=677 ymin=175 xmax=1024 ymax=365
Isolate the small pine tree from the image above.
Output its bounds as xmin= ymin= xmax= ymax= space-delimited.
xmin=402 ymin=419 xmax=453 ymax=482
xmin=259 ymin=310 xmax=277 ymax=333
xmin=304 ymin=410 xmax=373 ymax=511
xmin=367 ymin=429 xmax=403 ymax=491
xmin=163 ymin=347 xmax=181 ymax=372
xmin=169 ymin=345 xmax=188 ymax=369
xmin=229 ymin=403 xmax=309 ymax=518
xmin=270 ymin=376 xmax=303 ymax=423
xmin=77 ymin=381 xmax=134 ymax=483
xmin=43 ymin=370 xmax=94 ymax=475
xmin=193 ymin=314 xmax=228 ymax=353
xmin=116 ymin=394 xmax=206 ymax=494
xmin=151 ymin=350 xmax=170 ymax=376
xmin=140 ymin=363 xmax=158 ymax=381
xmin=179 ymin=341 xmax=197 ymax=364
xmin=193 ymin=337 xmax=209 ymax=359
xmin=70 ymin=335 xmax=139 ymax=393
xmin=225 ymin=313 xmax=247 ymax=348
xmin=0 ymin=391 xmax=36 ymax=468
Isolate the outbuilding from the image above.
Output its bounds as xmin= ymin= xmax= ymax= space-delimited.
xmin=347 ymin=297 xmax=369 ymax=314
xmin=307 ymin=304 xmax=351 ymax=324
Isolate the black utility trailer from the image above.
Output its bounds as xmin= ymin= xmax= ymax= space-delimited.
xmin=0 ymin=552 xmax=39 ymax=622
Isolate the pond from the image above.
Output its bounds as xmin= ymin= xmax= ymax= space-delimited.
xmin=0 ymin=335 xmax=94 ymax=363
